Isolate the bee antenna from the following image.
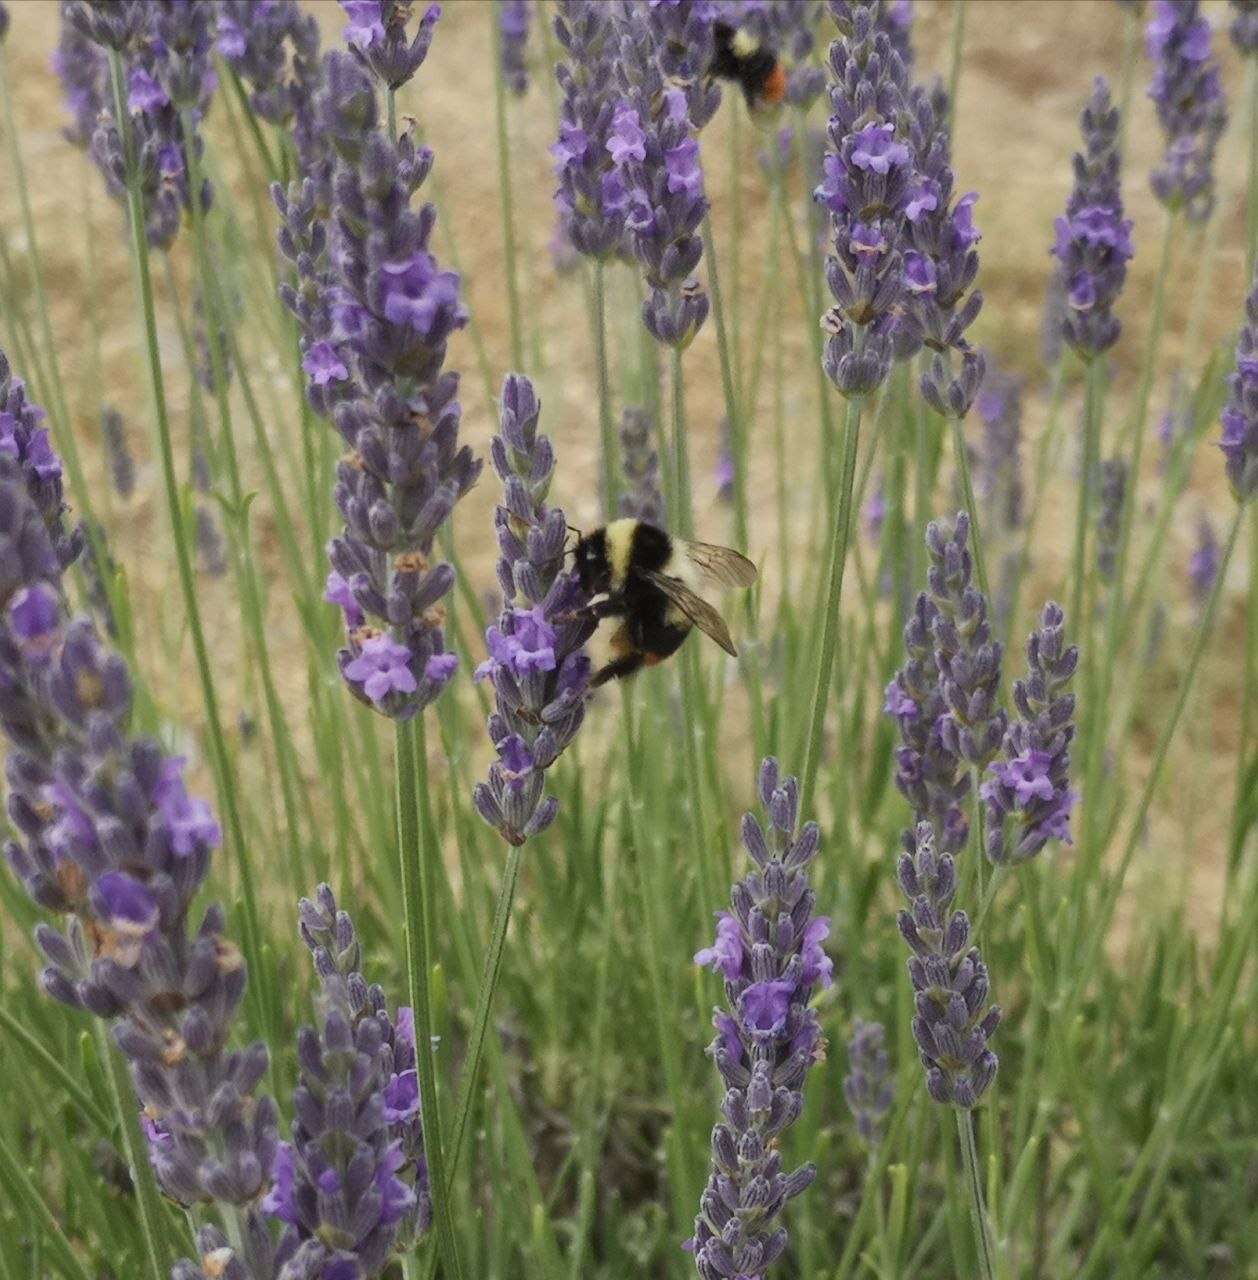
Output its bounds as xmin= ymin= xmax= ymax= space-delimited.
xmin=566 ymin=523 xmax=582 ymax=538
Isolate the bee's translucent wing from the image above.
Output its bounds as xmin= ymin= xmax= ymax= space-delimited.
xmin=679 ymin=539 xmax=758 ymax=589
xmin=642 ymin=570 xmax=739 ymax=657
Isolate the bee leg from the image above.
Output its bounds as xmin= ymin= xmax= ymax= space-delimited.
xmin=555 ymin=595 xmax=626 ymax=626
xmin=589 ymin=653 xmax=646 ymax=688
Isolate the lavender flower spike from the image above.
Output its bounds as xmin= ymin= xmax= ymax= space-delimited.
xmin=552 ymin=0 xmax=629 ymax=261
xmin=690 ymin=758 xmax=828 ymax=1278
xmin=1095 ymin=458 xmax=1126 ymax=581
xmin=1221 ymin=269 xmax=1258 ymax=503
xmin=1232 ymin=0 xmax=1258 ymax=55
xmin=844 ymin=1018 xmax=893 ymax=1147
xmin=499 ymin=0 xmax=531 ymax=95
xmin=473 ymin=376 xmax=592 ymax=846
xmin=0 ymin=344 xmax=277 ymax=1235
xmin=611 ymin=3 xmax=712 ymax=348
xmin=263 ymin=886 xmax=425 ymax=1277
xmin=897 ymin=821 xmax=1000 ymax=1107
xmin=644 ymin=0 xmax=722 ymax=128
xmin=341 ymin=0 xmax=441 ymax=90
xmin=1051 ymin=77 xmax=1133 ymax=358
xmin=1189 ymin=513 xmax=1220 ymax=607
xmin=1147 ymin=0 xmax=1227 ymax=223
xmin=982 ymin=603 xmax=1078 ymax=865
xmin=275 ymin=51 xmax=481 ymax=719
xmin=617 ymin=405 xmax=665 ymax=527
xmin=816 ymin=1 xmax=914 ymax=397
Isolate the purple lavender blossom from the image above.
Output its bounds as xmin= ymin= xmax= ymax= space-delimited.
xmin=843 ymin=1018 xmax=893 ymax=1146
xmin=817 ymin=1 xmax=915 ymax=397
xmin=897 ymin=820 xmax=1000 ymax=1106
xmin=1221 ymin=270 xmax=1258 ymax=503
xmin=644 ymin=0 xmax=722 ymax=127
xmin=552 ymin=0 xmax=629 ymax=261
xmin=1232 ymin=0 xmax=1258 ymax=54
xmin=53 ymin=15 xmax=109 ymax=148
xmin=1052 ymin=78 xmax=1133 ymax=358
xmin=924 ymin=512 xmax=1006 ymax=769
xmin=0 ymin=2 xmax=8 ymax=41
xmin=1147 ymin=0 xmax=1227 ymax=222
xmin=1189 ymin=513 xmax=1219 ymax=608
xmin=499 ymin=0 xmax=531 ymax=95
xmin=690 ymin=758 xmax=826 ymax=1278
xmin=341 ymin=0 xmax=441 ymax=90
xmin=611 ymin=5 xmax=712 ymax=348
xmin=973 ymin=362 xmax=1024 ymax=536
xmin=618 ymin=405 xmax=666 ymax=527
xmin=1095 ymin=457 xmax=1126 ymax=581
xmin=0 ymin=345 xmax=277 ymax=1225
xmin=217 ymin=0 xmax=322 ymax=132
xmin=982 ymin=603 xmax=1077 ymax=865
xmin=274 ymin=50 xmax=480 ymax=720
xmin=100 ymin=406 xmax=135 ymax=499
xmin=262 ymin=891 xmax=421 ymax=1277
xmin=472 ymin=376 xmax=592 ymax=846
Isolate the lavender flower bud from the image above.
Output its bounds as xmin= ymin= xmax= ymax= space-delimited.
xmin=1147 ymin=0 xmax=1227 ymax=222
xmin=691 ymin=758 xmax=827 ymax=1276
xmin=897 ymin=822 xmax=1000 ymax=1106
xmin=473 ymin=376 xmax=592 ymax=846
xmin=99 ymin=406 xmax=135 ymax=498
xmin=817 ymin=1 xmax=914 ymax=398
xmin=499 ymin=0 xmax=531 ymax=95
xmin=644 ymin=0 xmax=721 ymax=128
xmin=617 ymin=406 xmax=665 ymax=527
xmin=218 ymin=0 xmax=323 ymax=127
xmin=1 ymin=344 xmax=275 ymax=1213
xmin=611 ymin=3 xmax=712 ymax=348
xmin=1221 ymin=269 xmax=1258 ymax=503
xmin=843 ymin=1018 xmax=893 ymax=1146
xmin=1189 ymin=513 xmax=1219 ymax=608
xmin=982 ymin=603 xmax=1078 ymax=865
xmin=1052 ymin=78 xmax=1133 ymax=358
xmin=341 ymin=0 xmax=441 ymax=90
xmin=1095 ymin=458 xmax=1126 ymax=580
xmin=1232 ymin=0 xmax=1258 ymax=54
xmin=552 ymin=0 xmax=630 ymax=262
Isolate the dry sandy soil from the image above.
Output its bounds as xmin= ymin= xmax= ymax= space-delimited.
xmin=0 ymin=0 xmax=1252 ymax=936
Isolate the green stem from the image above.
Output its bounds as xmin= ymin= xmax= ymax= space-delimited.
xmin=0 ymin=1129 xmax=94 ymax=1280
xmin=957 ymin=1108 xmax=997 ymax=1280
xmin=1231 ymin=507 xmax=1258 ymax=879
xmin=1119 ymin=210 xmax=1177 ymax=456
xmin=950 ymin=412 xmax=991 ymax=605
xmin=1116 ymin=7 xmax=1140 ymax=160
xmin=592 ymin=261 xmax=618 ymax=517
xmin=800 ymin=389 xmax=865 ymax=821
xmin=1069 ymin=359 xmax=1103 ymax=634
xmin=106 ymin=52 xmax=269 ymax=1041
xmin=491 ymin=7 xmax=524 ymax=371
xmin=946 ymin=0 xmax=967 ymax=134
xmin=395 ymin=718 xmax=463 ymax=1280
xmin=1247 ymin=58 xmax=1258 ymax=277
xmin=95 ymin=1023 xmax=172 ymax=1280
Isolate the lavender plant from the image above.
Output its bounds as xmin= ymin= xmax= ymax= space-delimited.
xmin=340 ymin=0 xmax=441 ymax=91
xmin=1221 ymin=269 xmax=1258 ymax=503
xmin=690 ymin=758 xmax=828 ymax=1279
xmin=844 ymin=1019 xmax=893 ymax=1147
xmin=499 ymin=0 xmax=531 ymax=95
xmin=473 ymin=375 xmax=591 ymax=846
xmin=618 ymin=405 xmax=666 ymax=527
xmin=1096 ymin=457 xmax=1127 ymax=581
xmin=1189 ymin=514 xmax=1220 ymax=608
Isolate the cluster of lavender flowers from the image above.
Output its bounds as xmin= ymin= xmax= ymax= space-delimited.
xmin=260 ymin=885 xmax=429 ymax=1278
xmin=816 ymin=0 xmax=915 ymax=396
xmin=551 ymin=0 xmax=629 ymax=261
xmin=1147 ymin=0 xmax=1226 ymax=222
xmin=0 ymin=347 xmax=278 ymax=1223
xmin=610 ymin=3 xmax=713 ymax=348
xmin=61 ymin=0 xmax=216 ymax=249
xmin=1051 ymin=77 xmax=1133 ymax=358
xmin=275 ymin=46 xmax=480 ymax=720
xmin=844 ymin=1018 xmax=893 ymax=1146
xmin=499 ymin=0 xmax=532 ymax=95
xmin=472 ymin=376 xmax=592 ymax=846
xmin=1221 ymin=271 xmax=1258 ymax=504
xmin=341 ymin=0 xmax=441 ymax=91
xmin=618 ymin=405 xmax=666 ymax=527
xmin=897 ymin=822 xmax=1000 ymax=1107
xmin=690 ymin=759 xmax=829 ymax=1279
xmin=982 ymin=604 xmax=1078 ymax=865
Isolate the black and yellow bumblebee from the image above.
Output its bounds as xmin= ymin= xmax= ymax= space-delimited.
xmin=573 ymin=519 xmax=758 ymax=686
xmin=709 ymin=19 xmax=788 ymax=113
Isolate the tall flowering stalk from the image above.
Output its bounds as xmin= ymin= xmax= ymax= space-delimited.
xmin=982 ymin=604 xmax=1078 ymax=865
xmin=972 ymin=365 xmax=1024 ymax=631
xmin=0 ymin=347 xmax=277 ymax=1272
xmin=618 ymin=405 xmax=666 ymax=527
xmin=690 ymin=759 xmax=829 ymax=1279
xmin=473 ymin=375 xmax=592 ymax=847
xmin=1147 ymin=0 xmax=1226 ymax=223
xmin=844 ymin=1019 xmax=893 ymax=1147
xmin=276 ymin=51 xmax=479 ymax=721
xmin=1221 ymin=270 xmax=1258 ymax=504
xmin=1095 ymin=458 xmax=1127 ymax=581
xmin=260 ymin=886 xmax=429 ymax=1278
xmin=499 ymin=0 xmax=531 ymax=95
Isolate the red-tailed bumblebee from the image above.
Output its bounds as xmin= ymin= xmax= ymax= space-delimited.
xmin=573 ymin=519 xmax=758 ymax=686
xmin=709 ymin=20 xmax=788 ymax=112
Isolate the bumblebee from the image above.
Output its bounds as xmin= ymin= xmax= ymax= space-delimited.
xmin=709 ymin=20 xmax=788 ymax=112
xmin=573 ymin=519 xmax=758 ymax=687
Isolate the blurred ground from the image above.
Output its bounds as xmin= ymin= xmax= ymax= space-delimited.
xmin=0 ymin=0 xmax=1251 ymax=937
